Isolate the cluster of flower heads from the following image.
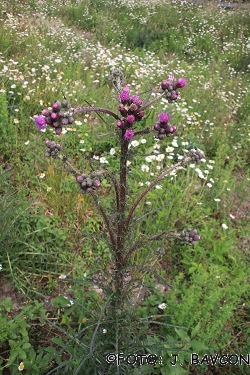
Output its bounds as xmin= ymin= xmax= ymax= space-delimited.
xmin=35 ymin=99 xmax=74 ymax=135
xmin=117 ymin=85 xmax=145 ymax=141
xmin=154 ymin=112 xmax=177 ymax=140
xmin=189 ymin=149 xmax=205 ymax=163
xmin=76 ymin=173 xmax=101 ymax=194
xmin=45 ymin=140 xmax=62 ymax=158
xmin=180 ymin=228 xmax=201 ymax=245
xmin=159 ymin=73 xmax=187 ymax=103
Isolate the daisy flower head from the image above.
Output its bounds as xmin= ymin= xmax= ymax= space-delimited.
xmin=158 ymin=303 xmax=167 ymax=310
xmin=141 ymin=164 xmax=149 ymax=172
xmin=59 ymin=274 xmax=67 ymax=279
xmin=18 ymin=363 xmax=24 ymax=371
xmin=131 ymin=140 xmax=139 ymax=147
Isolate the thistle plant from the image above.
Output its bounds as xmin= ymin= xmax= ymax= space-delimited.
xmin=34 ymin=71 xmax=203 ymax=374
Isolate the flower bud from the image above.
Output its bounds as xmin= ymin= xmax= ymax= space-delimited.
xmin=61 ymin=99 xmax=69 ymax=108
xmin=61 ymin=118 xmax=69 ymax=126
xmin=86 ymin=178 xmax=92 ymax=187
xmin=52 ymin=101 xmax=61 ymax=112
xmin=161 ymin=80 xmax=168 ymax=90
xmin=55 ymin=127 xmax=62 ymax=135
xmin=68 ymin=116 xmax=74 ymax=124
xmin=116 ymin=119 xmax=123 ymax=128
xmin=154 ymin=123 xmax=160 ymax=131
xmin=42 ymin=109 xmax=49 ymax=116
xmin=93 ymin=179 xmax=101 ymax=187
xmin=126 ymin=115 xmax=135 ymax=126
xmin=136 ymin=110 xmax=144 ymax=119
xmin=76 ymin=176 xmax=84 ymax=182
xmin=129 ymin=103 xmax=138 ymax=113
xmin=51 ymin=112 xmax=57 ymax=121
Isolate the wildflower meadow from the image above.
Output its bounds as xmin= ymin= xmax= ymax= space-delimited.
xmin=0 ymin=0 xmax=250 ymax=374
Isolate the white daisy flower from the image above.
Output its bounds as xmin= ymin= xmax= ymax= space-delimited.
xmin=131 ymin=140 xmax=139 ymax=147
xmin=158 ymin=303 xmax=167 ymax=310
xmin=141 ymin=165 xmax=149 ymax=172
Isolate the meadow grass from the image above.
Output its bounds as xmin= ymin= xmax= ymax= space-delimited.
xmin=0 ymin=0 xmax=250 ymax=374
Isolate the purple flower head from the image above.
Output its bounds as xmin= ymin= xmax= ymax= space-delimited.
xmin=168 ymin=73 xmax=174 ymax=82
xmin=116 ymin=119 xmax=123 ymax=128
xmin=119 ymin=90 xmax=130 ymax=103
xmin=132 ymin=94 xmax=140 ymax=104
xmin=35 ymin=115 xmax=47 ymax=130
xmin=158 ymin=112 xmax=170 ymax=124
xmin=126 ymin=115 xmax=135 ymax=125
xmin=123 ymin=85 xmax=130 ymax=93
xmin=176 ymin=78 xmax=187 ymax=88
xmin=124 ymin=129 xmax=134 ymax=141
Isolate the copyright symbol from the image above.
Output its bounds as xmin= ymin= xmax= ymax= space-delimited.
xmin=106 ymin=353 xmax=117 ymax=364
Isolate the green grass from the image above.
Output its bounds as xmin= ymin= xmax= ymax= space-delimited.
xmin=0 ymin=0 xmax=250 ymax=374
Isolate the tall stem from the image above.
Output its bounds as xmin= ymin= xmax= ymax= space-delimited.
xmin=115 ymin=132 xmax=129 ymax=292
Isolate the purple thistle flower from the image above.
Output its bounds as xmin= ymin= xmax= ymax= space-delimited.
xmin=132 ymin=94 xmax=140 ymax=104
xmin=168 ymin=73 xmax=174 ymax=82
xmin=119 ymin=91 xmax=130 ymax=103
xmin=126 ymin=115 xmax=135 ymax=125
xmin=158 ymin=112 xmax=170 ymax=124
xmin=116 ymin=119 xmax=123 ymax=128
xmin=123 ymin=85 xmax=130 ymax=92
xmin=35 ymin=115 xmax=47 ymax=130
xmin=124 ymin=129 xmax=134 ymax=141
xmin=176 ymin=78 xmax=187 ymax=88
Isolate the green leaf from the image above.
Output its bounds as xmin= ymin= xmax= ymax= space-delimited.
xmin=22 ymin=342 xmax=31 ymax=350
xmin=191 ymin=322 xmax=201 ymax=339
xmin=51 ymin=337 xmax=65 ymax=347
xmin=52 ymin=296 xmax=73 ymax=308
